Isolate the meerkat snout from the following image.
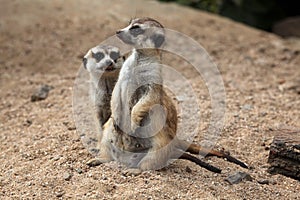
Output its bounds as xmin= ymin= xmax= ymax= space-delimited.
xmin=105 ymin=60 xmax=113 ymax=66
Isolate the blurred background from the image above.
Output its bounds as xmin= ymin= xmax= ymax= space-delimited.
xmin=159 ymin=0 xmax=300 ymax=37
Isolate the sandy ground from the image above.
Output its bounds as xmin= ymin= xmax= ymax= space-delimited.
xmin=0 ymin=0 xmax=300 ymax=199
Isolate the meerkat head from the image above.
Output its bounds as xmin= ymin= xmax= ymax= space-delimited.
xmin=83 ymin=45 xmax=122 ymax=75
xmin=116 ymin=17 xmax=165 ymax=49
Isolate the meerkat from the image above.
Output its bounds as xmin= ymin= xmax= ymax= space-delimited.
xmin=83 ymin=45 xmax=124 ymax=127
xmin=88 ymin=18 xmax=247 ymax=174
xmin=109 ymin=18 xmax=188 ymax=174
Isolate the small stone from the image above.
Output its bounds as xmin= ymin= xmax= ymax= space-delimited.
xmin=269 ymin=179 xmax=277 ymax=185
xmin=76 ymin=168 xmax=83 ymax=174
xmin=63 ymin=172 xmax=72 ymax=181
xmin=241 ymin=104 xmax=253 ymax=111
xmin=31 ymin=85 xmax=54 ymax=102
xmin=63 ymin=121 xmax=76 ymax=131
xmin=67 ymin=126 xmax=76 ymax=131
xmin=257 ymin=179 xmax=269 ymax=185
xmin=225 ymin=172 xmax=253 ymax=184
xmin=53 ymin=155 xmax=60 ymax=161
xmin=185 ymin=166 xmax=192 ymax=173
xmin=55 ymin=190 xmax=65 ymax=197
xmin=259 ymin=112 xmax=267 ymax=117
xmin=23 ymin=119 xmax=32 ymax=127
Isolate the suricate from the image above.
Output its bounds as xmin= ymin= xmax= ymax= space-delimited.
xmin=88 ymin=18 xmax=248 ymax=174
xmin=83 ymin=45 xmax=123 ymax=127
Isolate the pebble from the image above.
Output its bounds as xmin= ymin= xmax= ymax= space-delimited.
xmin=63 ymin=172 xmax=72 ymax=181
xmin=259 ymin=112 xmax=268 ymax=117
xmin=225 ymin=172 xmax=253 ymax=184
xmin=53 ymin=155 xmax=60 ymax=161
xmin=67 ymin=126 xmax=76 ymax=131
xmin=31 ymin=85 xmax=54 ymax=102
xmin=63 ymin=121 xmax=76 ymax=131
xmin=241 ymin=104 xmax=253 ymax=111
xmin=23 ymin=119 xmax=32 ymax=127
xmin=185 ymin=166 xmax=192 ymax=173
xmin=55 ymin=189 xmax=65 ymax=198
xmin=76 ymin=168 xmax=83 ymax=174
xmin=257 ymin=179 xmax=270 ymax=185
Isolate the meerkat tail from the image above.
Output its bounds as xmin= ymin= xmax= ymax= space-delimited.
xmin=187 ymin=144 xmax=248 ymax=168
xmin=179 ymin=142 xmax=248 ymax=169
xmin=179 ymin=153 xmax=221 ymax=173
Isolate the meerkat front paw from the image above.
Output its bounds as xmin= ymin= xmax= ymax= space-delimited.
xmin=122 ymin=168 xmax=142 ymax=176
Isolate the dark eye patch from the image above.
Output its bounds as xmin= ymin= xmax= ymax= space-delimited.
xmin=129 ymin=25 xmax=145 ymax=37
xmin=92 ymin=52 xmax=104 ymax=62
xmin=150 ymin=34 xmax=165 ymax=48
xmin=110 ymin=51 xmax=119 ymax=61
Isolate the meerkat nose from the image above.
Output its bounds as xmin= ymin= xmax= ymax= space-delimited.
xmin=105 ymin=60 xmax=113 ymax=67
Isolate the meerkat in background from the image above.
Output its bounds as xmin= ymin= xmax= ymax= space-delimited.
xmin=83 ymin=45 xmax=124 ymax=127
xmin=88 ymin=18 xmax=247 ymax=174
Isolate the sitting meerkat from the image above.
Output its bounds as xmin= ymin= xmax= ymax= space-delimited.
xmin=110 ymin=18 xmax=193 ymax=174
xmin=88 ymin=18 xmax=247 ymax=174
xmin=83 ymin=45 xmax=124 ymax=127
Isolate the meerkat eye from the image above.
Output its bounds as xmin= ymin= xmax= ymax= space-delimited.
xmin=110 ymin=51 xmax=119 ymax=61
xmin=135 ymin=143 xmax=141 ymax=148
xmin=92 ymin=52 xmax=104 ymax=62
xmin=129 ymin=25 xmax=145 ymax=36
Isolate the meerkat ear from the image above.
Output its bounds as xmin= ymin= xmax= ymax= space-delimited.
xmin=150 ymin=33 xmax=165 ymax=48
